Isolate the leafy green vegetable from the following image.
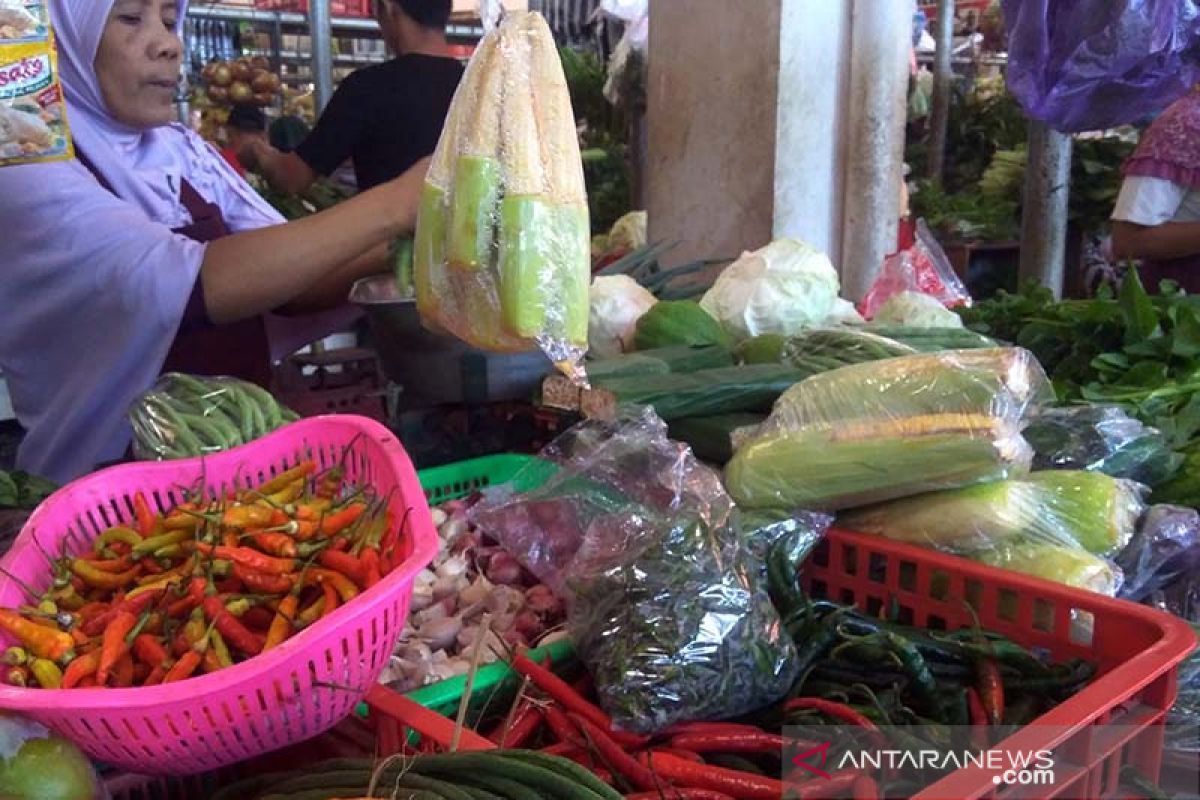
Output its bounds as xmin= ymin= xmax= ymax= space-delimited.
xmin=959 ymin=275 xmax=1200 ymax=493
xmin=0 ymin=470 xmax=56 ymax=510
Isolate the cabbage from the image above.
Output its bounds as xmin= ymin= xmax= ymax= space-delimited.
xmin=873 ymin=291 xmax=964 ymax=329
xmin=607 ymin=211 xmax=648 ymax=253
xmin=824 ymin=298 xmax=866 ymax=326
xmin=700 ymin=239 xmax=840 ymax=341
xmin=589 ymin=275 xmax=658 ymax=358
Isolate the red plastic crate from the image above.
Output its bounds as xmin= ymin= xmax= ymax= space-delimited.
xmin=254 ymin=0 xmax=372 ymax=17
xmin=809 ymin=527 xmax=1197 ymax=800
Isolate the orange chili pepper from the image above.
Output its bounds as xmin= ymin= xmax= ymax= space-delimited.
xmin=247 ymin=531 xmax=298 ymax=559
xmin=220 ymin=505 xmax=275 ymax=530
xmin=0 ymin=610 xmax=74 ymax=662
xmin=317 ymin=550 xmax=366 ymax=584
xmin=256 ymin=461 xmax=317 ymax=497
xmin=296 ymin=597 xmax=325 ymax=626
xmin=96 ymin=610 xmax=137 ymax=685
xmin=192 ymin=544 xmax=296 ymax=575
xmin=305 ymin=568 xmax=359 ymax=603
xmin=61 ymin=650 xmax=101 ymax=688
xmin=361 ymin=549 xmax=382 ymax=589
xmin=320 ymin=580 xmax=340 ymax=617
xmin=133 ymin=492 xmax=157 ymax=538
xmin=264 ymin=594 xmax=299 ymax=650
xmin=72 ymin=560 xmax=140 ymax=591
xmin=82 ymin=556 xmax=135 ymax=574
xmin=221 ymin=531 xmax=240 ymax=549
xmin=144 ymin=663 xmax=169 ymax=686
xmin=319 ymin=504 xmax=368 ymax=538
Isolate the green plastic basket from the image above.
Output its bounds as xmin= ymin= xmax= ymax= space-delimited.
xmin=402 ymin=454 xmax=575 ymax=720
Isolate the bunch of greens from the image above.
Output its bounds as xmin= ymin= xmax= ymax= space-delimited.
xmin=959 ymin=274 xmax=1200 ymax=494
xmin=0 ymin=471 xmax=56 ymax=510
xmin=562 ymin=47 xmax=632 ymax=235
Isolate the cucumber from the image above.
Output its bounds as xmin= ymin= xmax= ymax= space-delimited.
xmin=584 ymin=352 xmax=671 ymax=382
xmin=668 ymin=413 xmax=765 ymax=464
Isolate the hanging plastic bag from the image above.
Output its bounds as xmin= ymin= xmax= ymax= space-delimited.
xmin=415 ymin=12 xmax=591 ymax=381
xmin=859 ymin=220 xmax=971 ymax=320
xmin=1001 ymin=0 xmax=1200 ymax=132
xmin=471 ymin=408 xmax=799 ymax=734
xmin=1024 ymin=405 xmax=1183 ymax=487
xmin=1115 ymin=504 xmax=1200 ymax=618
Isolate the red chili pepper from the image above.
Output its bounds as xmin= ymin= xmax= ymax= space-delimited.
xmin=86 ymin=591 xmax=162 ymax=638
xmin=240 ymin=605 xmax=276 ymax=631
xmin=139 ymin=558 xmax=164 ymax=575
xmin=143 ymin=663 xmax=168 ymax=686
xmin=666 ymin=722 xmax=779 ymax=737
xmin=96 ymin=610 xmax=137 ymax=685
xmin=132 ymin=633 xmax=169 ymax=668
xmin=641 ymin=751 xmax=794 ymax=800
xmin=566 ymin=712 xmax=662 ymax=793
xmin=784 ymin=698 xmax=880 ymax=731
xmin=512 ymin=652 xmax=648 ymax=748
xmin=670 ymin=732 xmax=820 ymax=755
xmin=193 ymin=544 xmax=295 ymax=575
xmin=361 ymin=548 xmax=382 ymax=589
xmin=379 ymin=509 xmax=406 ymax=563
xmin=162 ymin=650 xmax=202 ymax=683
xmin=331 ymin=537 xmax=351 ymax=552
xmin=201 ymin=596 xmax=263 ymax=656
xmin=975 ymin=657 xmax=1005 ymax=726
xmin=649 ymin=748 xmax=706 ymax=765
xmin=542 ymin=703 xmax=585 ymax=747
xmin=133 ymin=492 xmax=157 ymax=538
xmin=485 ymin=700 xmax=543 ymax=748
xmin=786 ymin=770 xmax=868 ymax=800
xmin=232 ymin=564 xmax=292 ymax=595
xmin=538 ymin=742 xmax=583 ymax=757
xmin=624 ymin=791 xmax=734 ymax=800
xmin=966 ymin=687 xmax=988 ymax=727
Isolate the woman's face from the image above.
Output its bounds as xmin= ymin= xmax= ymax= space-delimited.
xmin=95 ymin=0 xmax=182 ymax=129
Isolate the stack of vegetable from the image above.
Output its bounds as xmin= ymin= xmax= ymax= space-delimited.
xmin=725 ymin=348 xmax=1050 ymax=511
xmin=129 ymin=373 xmax=299 ymax=461
xmin=383 ymin=494 xmax=567 ymax=693
xmin=416 ymin=11 xmax=590 ymax=377
xmin=0 ymin=458 xmax=402 ymax=689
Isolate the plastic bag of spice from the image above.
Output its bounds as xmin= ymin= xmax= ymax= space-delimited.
xmin=0 ymin=4 xmax=73 ymax=167
xmin=471 ymin=407 xmax=800 ymax=734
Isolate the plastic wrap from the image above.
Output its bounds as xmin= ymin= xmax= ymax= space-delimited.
xmin=725 ymin=348 xmax=1051 ymax=511
xmin=1024 ymin=405 xmax=1182 ymax=487
xmin=415 ymin=11 xmax=591 ymax=381
xmin=0 ymin=8 xmax=73 ymax=167
xmin=130 ymin=373 xmax=300 ymax=460
xmin=471 ymin=409 xmax=798 ymax=734
xmin=1116 ymin=505 xmax=1200 ymax=618
xmin=1002 ymin=0 xmax=1200 ymax=133
xmin=859 ymin=220 xmax=970 ymax=320
xmin=841 ymin=472 xmax=1141 ymax=599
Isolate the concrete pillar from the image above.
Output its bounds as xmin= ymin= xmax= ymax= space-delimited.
xmin=646 ymin=0 xmax=781 ymax=266
xmin=1019 ymin=121 xmax=1073 ymax=298
xmin=928 ymin=0 xmax=954 ymax=183
xmin=840 ymin=0 xmax=914 ymax=300
xmin=647 ymin=0 xmax=911 ymax=299
xmin=310 ymin=0 xmax=334 ymax=113
xmin=772 ymin=0 xmax=852 ymax=261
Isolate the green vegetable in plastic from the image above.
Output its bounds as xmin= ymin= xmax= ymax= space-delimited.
xmin=0 ymin=713 xmax=100 ymax=800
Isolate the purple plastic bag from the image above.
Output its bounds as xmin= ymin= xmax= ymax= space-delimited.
xmin=1003 ymin=0 xmax=1200 ymax=132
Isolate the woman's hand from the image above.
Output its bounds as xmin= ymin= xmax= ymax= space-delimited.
xmin=200 ymin=157 xmax=430 ymax=324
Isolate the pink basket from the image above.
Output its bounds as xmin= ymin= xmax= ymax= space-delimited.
xmin=0 ymin=415 xmax=438 ymax=775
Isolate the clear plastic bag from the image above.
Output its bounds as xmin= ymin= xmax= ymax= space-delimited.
xmin=471 ymin=409 xmax=799 ymax=734
xmin=859 ymin=220 xmax=971 ymax=320
xmin=1002 ymin=0 xmax=1200 ymax=132
xmin=843 ymin=470 xmax=1145 ymax=559
xmin=415 ymin=11 xmax=590 ymax=382
xmin=725 ymin=348 xmax=1051 ymax=510
xmin=129 ymin=373 xmax=299 ymax=461
xmin=1024 ymin=405 xmax=1182 ymax=488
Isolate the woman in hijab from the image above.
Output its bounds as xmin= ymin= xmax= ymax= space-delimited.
xmin=0 ymin=0 xmax=427 ymax=483
xmin=1111 ymin=86 xmax=1200 ymax=290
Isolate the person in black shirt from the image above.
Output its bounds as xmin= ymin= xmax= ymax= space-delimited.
xmin=244 ymin=0 xmax=463 ymax=193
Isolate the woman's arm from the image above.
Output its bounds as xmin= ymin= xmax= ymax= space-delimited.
xmin=201 ymin=158 xmax=427 ymax=323
xmin=276 ymin=241 xmax=389 ymax=315
xmin=242 ymin=139 xmax=318 ymax=196
xmin=1111 ymin=220 xmax=1200 ymax=262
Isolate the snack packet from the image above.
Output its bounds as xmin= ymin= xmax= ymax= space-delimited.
xmin=0 ymin=8 xmax=72 ymax=167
